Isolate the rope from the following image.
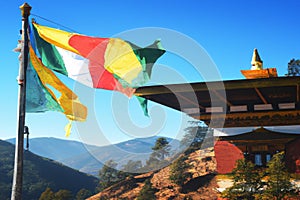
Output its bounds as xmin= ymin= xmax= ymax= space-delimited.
xmin=31 ymin=13 xmax=79 ymax=33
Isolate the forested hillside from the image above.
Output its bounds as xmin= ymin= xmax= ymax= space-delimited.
xmin=0 ymin=140 xmax=98 ymax=200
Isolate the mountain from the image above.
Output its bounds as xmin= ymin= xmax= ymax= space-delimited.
xmin=5 ymin=137 xmax=99 ymax=162
xmin=0 ymin=140 xmax=98 ymax=200
xmin=7 ymin=137 xmax=180 ymax=176
xmin=61 ymin=138 xmax=158 ymax=176
xmin=6 ymin=137 xmax=103 ymax=176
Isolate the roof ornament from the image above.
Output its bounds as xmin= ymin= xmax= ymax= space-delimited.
xmin=241 ymin=48 xmax=277 ymax=79
xmin=251 ymin=48 xmax=263 ymax=70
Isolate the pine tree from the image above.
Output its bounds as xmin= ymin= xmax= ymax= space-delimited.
xmin=121 ymin=160 xmax=143 ymax=174
xmin=75 ymin=188 xmax=92 ymax=200
xmin=169 ymin=155 xmax=191 ymax=186
xmin=39 ymin=187 xmax=55 ymax=200
xmin=287 ymin=59 xmax=300 ymax=76
xmin=97 ymin=160 xmax=126 ymax=191
xmin=137 ymin=179 xmax=157 ymax=200
xmin=180 ymin=121 xmax=213 ymax=154
xmin=54 ymin=189 xmax=73 ymax=200
xmin=221 ymin=159 xmax=263 ymax=200
xmin=260 ymin=152 xmax=297 ymax=199
xmin=145 ymin=137 xmax=171 ymax=171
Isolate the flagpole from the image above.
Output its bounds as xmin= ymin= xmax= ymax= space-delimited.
xmin=11 ymin=3 xmax=31 ymax=200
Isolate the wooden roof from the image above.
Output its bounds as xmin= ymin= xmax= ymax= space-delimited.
xmin=135 ymin=76 xmax=300 ymax=128
xmin=219 ymin=127 xmax=300 ymax=142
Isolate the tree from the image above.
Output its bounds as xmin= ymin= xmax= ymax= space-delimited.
xmin=286 ymin=59 xmax=300 ymax=76
xmin=97 ymin=160 xmax=126 ymax=191
xmin=180 ymin=121 xmax=213 ymax=154
xmin=54 ymin=189 xmax=73 ymax=200
xmin=169 ymin=155 xmax=192 ymax=186
xmin=152 ymin=137 xmax=169 ymax=151
xmin=137 ymin=179 xmax=157 ymax=200
xmin=145 ymin=137 xmax=171 ymax=170
xmin=121 ymin=160 xmax=143 ymax=174
xmin=221 ymin=159 xmax=263 ymax=200
xmin=258 ymin=152 xmax=297 ymax=200
xmin=75 ymin=188 xmax=92 ymax=200
xmin=39 ymin=187 xmax=55 ymax=200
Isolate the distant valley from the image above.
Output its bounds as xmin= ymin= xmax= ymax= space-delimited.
xmin=7 ymin=136 xmax=180 ymax=176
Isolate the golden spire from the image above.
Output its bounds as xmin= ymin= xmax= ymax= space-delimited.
xmin=251 ymin=48 xmax=263 ymax=70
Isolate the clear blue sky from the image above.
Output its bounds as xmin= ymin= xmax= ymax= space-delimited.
xmin=1 ymin=0 xmax=300 ymax=146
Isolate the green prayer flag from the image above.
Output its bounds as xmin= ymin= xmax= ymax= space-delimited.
xmin=136 ymin=96 xmax=149 ymax=117
xmin=26 ymin=62 xmax=63 ymax=113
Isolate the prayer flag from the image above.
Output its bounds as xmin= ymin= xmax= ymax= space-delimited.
xmin=27 ymin=46 xmax=87 ymax=136
xmin=32 ymin=22 xmax=165 ymax=97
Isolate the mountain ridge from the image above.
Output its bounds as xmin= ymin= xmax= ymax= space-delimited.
xmin=0 ymin=139 xmax=98 ymax=200
xmin=6 ymin=136 xmax=180 ymax=176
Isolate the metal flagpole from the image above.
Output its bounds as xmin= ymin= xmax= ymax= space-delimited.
xmin=11 ymin=3 xmax=31 ymax=200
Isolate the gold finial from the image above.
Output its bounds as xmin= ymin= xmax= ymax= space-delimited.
xmin=20 ymin=3 xmax=31 ymax=18
xmin=251 ymin=48 xmax=263 ymax=70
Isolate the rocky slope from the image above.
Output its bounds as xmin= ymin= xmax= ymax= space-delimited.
xmin=87 ymin=147 xmax=219 ymax=200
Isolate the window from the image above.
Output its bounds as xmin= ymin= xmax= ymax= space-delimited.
xmin=255 ymin=154 xmax=262 ymax=166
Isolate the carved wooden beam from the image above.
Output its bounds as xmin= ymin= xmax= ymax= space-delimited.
xmin=193 ymin=110 xmax=300 ymax=128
